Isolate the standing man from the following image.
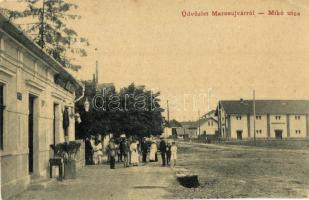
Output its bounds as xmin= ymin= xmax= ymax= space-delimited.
xmin=166 ymin=142 xmax=171 ymax=166
xmin=107 ymin=138 xmax=116 ymax=169
xmin=84 ymin=136 xmax=93 ymax=165
xmin=159 ymin=137 xmax=167 ymax=166
xmin=122 ymin=138 xmax=130 ymax=168
xmin=141 ymin=138 xmax=149 ymax=163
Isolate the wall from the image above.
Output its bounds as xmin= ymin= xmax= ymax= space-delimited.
xmin=289 ymin=115 xmax=306 ymax=138
xmin=200 ymin=119 xmax=218 ymax=135
xmin=218 ymin=106 xmax=226 ymax=138
xmin=269 ymin=115 xmax=287 ymax=138
xmin=249 ymin=115 xmax=268 ymax=138
xmin=230 ymin=115 xmax=248 ymax=139
xmin=0 ymin=30 xmax=76 ymax=200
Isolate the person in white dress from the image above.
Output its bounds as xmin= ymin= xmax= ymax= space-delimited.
xmin=171 ymin=142 xmax=177 ymax=167
xmin=93 ymin=139 xmax=103 ymax=164
xmin=149 ymin=141 xmax=157 ymax=162
xmin=130 ymin=139 xmax=139 ymax=166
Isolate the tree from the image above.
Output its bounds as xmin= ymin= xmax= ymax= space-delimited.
xmin=75 ymin=82 xmax=164 ymax=139
xmin=118 ymin=83 xmax=164 ymax=138
xmin=4 ymin=0 xmax=89 ymax=71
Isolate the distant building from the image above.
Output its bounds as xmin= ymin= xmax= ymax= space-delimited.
xmin=198 ymin=116 xmax=218 ymax=136
xmin=179 ymin=110 xmax=218 ymax=138
xmin=180 ymin=121 xmax=198 ymax=138
xmin=0 ymin=14 xmax=82 ymax=199
xmin=163 ymin=119 xmax=182 ymax=138
xmin=217 ymin=100 xmax=309 ymax=140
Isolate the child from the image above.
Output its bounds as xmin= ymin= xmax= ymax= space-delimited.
xmin=170 ymin=142 xmax=177 ymax=167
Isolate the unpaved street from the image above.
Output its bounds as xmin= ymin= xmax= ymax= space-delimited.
xmin=9 ymin=142 xmax=309 ymax=199
xmin=168 ymin=142 xmax=309 ymax=198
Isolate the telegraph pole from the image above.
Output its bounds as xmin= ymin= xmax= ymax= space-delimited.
xmin=167 ymin=100 xmax=170 ymax=125
xmin=198 ymin=110 xmax=201 ymax=136
xmin=253 ymin=90 xmax=256 ymax=145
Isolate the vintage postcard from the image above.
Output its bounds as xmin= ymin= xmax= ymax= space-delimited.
xmin=0 ymin=0 xmax=309 ymax=199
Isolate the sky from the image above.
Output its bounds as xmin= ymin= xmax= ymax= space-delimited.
xmin=1 ymin=0 xmax=309 ymax=121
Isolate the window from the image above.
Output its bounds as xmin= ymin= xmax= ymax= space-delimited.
xmin=208 ymin=121 xmax=210 ymax=126
xmin=211 ymin=121 xmax=213 ymax=126
xmin=0 ymin=84 xmax=4 ymax=150
xmin=256 ymin=130 xmax=262 ymax=134
xmin=256 ymin=116 xmax=261 ymax=120
xmin=295 ymin=130 xmax=301 ymax=134
xmin=236 ymin=116 xmax=242 ymax=120
xmin=295 ymin=115 xmax=300 ymax=120
xmin=275 ymin=115 xmax=281 ymax=120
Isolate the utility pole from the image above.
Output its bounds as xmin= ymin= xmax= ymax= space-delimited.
xmin=95 ymin=48 xmax=99 ymax=91
xmin=198 ymin=110 xmax=201 ymax=137
xmin=253 ymin=89 xmax=256 ymax=145
xmin=167 ymin=100 xmax=170 ymax=125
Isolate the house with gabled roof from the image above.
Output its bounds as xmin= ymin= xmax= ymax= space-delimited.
xmin=197 ymin=115 xmax=218 ymax=136
xmin=217 ymin=99 xmax=309 ymax=140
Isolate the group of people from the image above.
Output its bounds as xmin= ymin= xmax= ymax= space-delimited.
xmin=85 ymin=135 xmax=177 ymax=169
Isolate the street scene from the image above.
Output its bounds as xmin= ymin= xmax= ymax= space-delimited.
xmin=1 ymin=0 xmax=309 ymax=199
xmin=8 ymin=141 xmax=309 ymax=199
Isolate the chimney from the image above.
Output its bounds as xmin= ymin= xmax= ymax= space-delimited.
xmin=95 ymin=60 xmax=99 ymax=84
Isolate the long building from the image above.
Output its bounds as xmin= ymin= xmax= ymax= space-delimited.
xmin=217 ymin=100 xmax=309 ymax=140
xmin=0 ymin=13 xmax=82 ymax=199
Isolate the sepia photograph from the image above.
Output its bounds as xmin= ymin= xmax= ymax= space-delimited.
xmin=0 ymin=0 xmax=309 ymax=199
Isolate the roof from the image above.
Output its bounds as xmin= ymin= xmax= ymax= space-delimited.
xmin=166 ymin=119 xmax=182 ymax=128
xmin=201 ymin=110 xmax=216 ymax=118
xmin=219 ymin=100 xmax=309 ymax=115
xmin=180 ymin=121 xmax=198 ymax=129
xmin=197 ymin=117 xmax=218 ymax=125
xmin=0 ymin=13 xmax=81 ymax=89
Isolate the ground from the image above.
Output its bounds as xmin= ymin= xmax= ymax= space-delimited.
xmin=9 ymin=142 xmax=309 ymax=199
xmin=10 ymin=162 xmax=176 ymax=200
xmin=169 ymin=142 xmax=309 ymax=199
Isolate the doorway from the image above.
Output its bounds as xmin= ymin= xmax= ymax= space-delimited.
xmin=237 ymin=130 xmax=243 ymax=140
xmin=275 ymin=130 xmax=283 ymax=139
xmin=28 ymin=95 xmax=36 ymax=174
xmin=53 ymin=104 xmax=60 ymax=148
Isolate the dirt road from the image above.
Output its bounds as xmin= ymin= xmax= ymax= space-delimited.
xmin=168 ymin=142 xmax=309 ymax=198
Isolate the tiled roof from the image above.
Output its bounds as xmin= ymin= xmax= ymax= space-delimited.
xmin=219 ymin=100 xmax=309 ymax=115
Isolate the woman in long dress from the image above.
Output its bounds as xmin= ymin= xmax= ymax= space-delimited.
xmin=130 ymin=140 xmax=139 ymax=166
xmin=149 ymin=141 xmax=157 ymax=162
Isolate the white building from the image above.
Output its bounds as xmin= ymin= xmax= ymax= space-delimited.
xmin=198 ymin=110 xmax=218 ymax=136
xmin=217 ymin=100 xmax=309 ymax=140
xmin=0 ymin=13 xmax=82 ymax=199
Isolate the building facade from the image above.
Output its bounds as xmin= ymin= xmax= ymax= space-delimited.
xmin=217 ymin=100 xmax=309 ymax=140
xmin=199 ymin=117 xmax=218 ymax=136
xmin=0 ymin=14 xmax=81 ymax=199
